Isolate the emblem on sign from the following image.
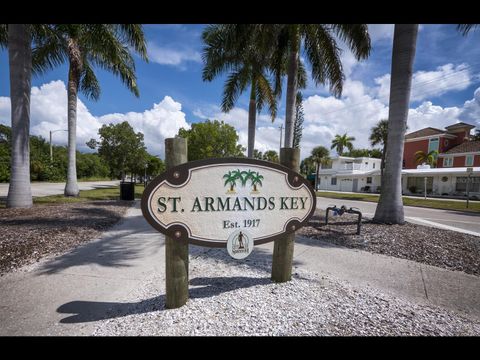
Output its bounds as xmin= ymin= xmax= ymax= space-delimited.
xmin=141 ymin=158 xmax=316 ymax=247
xmin=227 ymin=230 xmax=253 ymax=259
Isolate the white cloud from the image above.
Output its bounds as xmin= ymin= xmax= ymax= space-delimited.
xmin=147 ymin=41 xmax=201 ymax=68
xmin=367 ymin=24 xmax=395 ymax=43
xmin=0 ymin=80 xmax=190 ymax=158
xmin=375 ymin=63 xmax=473 ymax=104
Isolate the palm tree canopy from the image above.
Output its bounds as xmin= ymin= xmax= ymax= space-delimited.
xmin=415 ymin=150 xmax=438 ymax=166
xmin=458 ymin=24 xmax=479 ymax=36
xmin=330 ymin=133 xmax=355 ymax=154
xmin=369 ymin=119 xmax=389 ymax=147
xmin=32 ymin=24 xmax=148 ymax=101
xmin=311 ymin=146 xmax=330 ymax=163
xmin=269 ymin=24 xmax=371 ymax=98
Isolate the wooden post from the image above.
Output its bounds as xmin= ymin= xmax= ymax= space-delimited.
xmin=165 ymin=137 xmax=188 ymax=309
xmin=271 ymin=147 xmax=300 ymax=282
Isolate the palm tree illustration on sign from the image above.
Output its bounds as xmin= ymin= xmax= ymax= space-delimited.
xmin=223 ymin=169 xmax=243 ymax=193
xmin=224 ymin=169 xmax=264 ymax=193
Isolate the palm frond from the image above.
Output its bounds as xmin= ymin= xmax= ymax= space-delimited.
xmin=303 ymin=25 xmax=344 ymax=98
xmin=331 ymin=24 xmax=371 ymax=60
xmin=80 ymin=61 xmax=101 ymax=101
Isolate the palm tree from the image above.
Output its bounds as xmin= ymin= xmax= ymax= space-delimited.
xmin=311 ymin=146 xmax=330 ymax=191
xmin=269 ymin=24 xmax=371 ymax=148
xmin=223 ymin=170 xmax=239 ymax=193
xmin=457 ymin=24 xmax=479 ymax=35
xmin=374 ymin=24 xmax=419 ymax=225
xmin=415 ymin=150 xmax=438 ymax=168
xmin=369 ymin=119 xmax=388 ymax=186
xmin=202 ymin=25 xmax=280 ymax=158
xmin=263 ymin=150 xmax=279 ymax=163
xmin=33 ymin=24 xmax=148 ymax=196
xmin=250 ymin=172 xmax=264 ymax=192
xmin=293 ymin=91 xmax=304 ymax=149
xmin=4 ymin=25 xmax=33 ymax=207
xmin=330 ymin=133 xmax=355 ymax=156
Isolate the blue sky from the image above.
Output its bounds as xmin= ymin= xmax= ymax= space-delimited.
xmin=1 ymin=24 xmax=480 ymax=159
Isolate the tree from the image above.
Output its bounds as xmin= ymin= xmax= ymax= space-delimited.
xmin=414 ymin=150 xmax=438 ymax=168
xmin=253 ymin=149 xmax=263 ymax=160
xmin=369 ymin=119 xmax=389 ymax=185
xmin=33 ymin=24 xmax=148 ymax=196
xmin=268 ymin=24 xmax=371 ymax=148
xmin=472 ymin=129 xmax=480 ymax=141
xmin=202 ymin=25 xmax=279 ymax=158
xmin=374 ymin=24 xmax=419 ymax=225
xmin=311 ymin=146 xmax=330 ymax=191
xmin=146 ymin=155 xmax=165 ymax=177
xmin=177 ymin=120 xmax=245 ymax=161
xmin=330 ymin=133 xmax=355 ymax=156
xmin=5 ymin=25 xmax=33 ymax=207
xmin=293 ymin=91 xmax=304 ymax=149
xmin=96 ymin=121 xmax=147 ymax=180
xmin=263 ymin=150 xmax=279 ymax=163
xmin=300 ymin=156 xmax=316 ymax=177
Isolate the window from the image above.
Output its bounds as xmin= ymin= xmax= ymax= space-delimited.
xmin=428 ymin=138 xmax=439 ymax=153
xmin=443 ymin=157 xmax=453 ymax=167
xmin=373 ymin=163 xmax=376 ymax=169
xmin=456 ymin=177 xmax=480 ymax=192
xmin=366 ymin=177 xmax=372 ymax=184
xmin=466 ymin=155 xmax=474 ymax=167
xmin=331 ymin=177 xmax=337 ymax=185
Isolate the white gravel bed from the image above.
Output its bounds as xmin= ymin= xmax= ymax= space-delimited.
xmin=93 ymin=246 xmax=480 ymax=336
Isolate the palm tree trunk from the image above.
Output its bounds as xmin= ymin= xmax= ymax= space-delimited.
xmin=247 ymin=78 xmax=257 ymax=158
xmin=6 ymin=24 xmax=33 ymax=208
xmin=284 ymin=26 xmax=299 ymax=149
xmin=64 ymin=62 xmax=80 ymax=196
xmin=374 ymin=24 xmax=418 ymax=224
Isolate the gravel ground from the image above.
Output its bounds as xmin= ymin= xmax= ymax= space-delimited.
xmin=298 ymin=210 xmax=480 ymax=276
xmin=0 ymin=200 xmax=131 ymax=275
xmin=93 ymin=246 xmax=480 ymax=336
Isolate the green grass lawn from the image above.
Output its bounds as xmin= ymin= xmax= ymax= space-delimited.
xmin=316 ymin=191 xmax=480 ymax=213
xmin=32 ymin=184 xmax=145 ymax=205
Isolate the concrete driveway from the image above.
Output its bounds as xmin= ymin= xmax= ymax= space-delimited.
xmin=0 ymin=180 xmax=120 ymax=198
xmin=317 ymin=197 xmax=480 ymax=236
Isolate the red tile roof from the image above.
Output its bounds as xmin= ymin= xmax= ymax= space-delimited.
xmin=443 ymin=141 xmax=480 ymax=154
xmin=405 ymin=127 xmax=445 ymax=140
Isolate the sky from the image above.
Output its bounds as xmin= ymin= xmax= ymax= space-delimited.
xmin=1 ymin=24 xmax=480 ymax=160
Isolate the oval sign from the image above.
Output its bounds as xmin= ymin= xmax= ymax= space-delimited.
xmin=141 ymin=158 xmax=316 ymax=247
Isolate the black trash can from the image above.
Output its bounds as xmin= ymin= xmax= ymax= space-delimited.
xmin=120 ymin=181 xmax=135 ymax=200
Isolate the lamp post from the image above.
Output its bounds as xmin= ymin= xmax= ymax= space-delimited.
xmin=49 ymin=129 xmax=68 ymax=162
xmin=144 ymin=163 xmax=148 ymax=187
xmin=466 ymin=167 xmax=473 ymax=208
xmin=424 ymin=176 xmax=427 ymax=200
xmin=278 ymin=124 xmax=283 ymax=153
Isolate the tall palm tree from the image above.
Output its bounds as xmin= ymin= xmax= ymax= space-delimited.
xmin=33 ymin=24 xmax=148 ymax=196
xmin=374 ymin=24 xmax=419 ymax=225
xmin=202 ymin=25 xmax=284 ymax=158
xmin=311 ymin=146 xmax=330 ymax=191
xmin=415 ymin=150 xmax=438 ymax=168
xmin=369 ymin=119 xmax=388 ymax=186
xmin=330 ymin=133 xmax=355 ymax=156
xmin=269 ymin=24 xmax=371 ymax=148
xmin=4 ymin=25 xmax=33 ymax=207
xmin=0 ymin=25 xmax=58 ymax=208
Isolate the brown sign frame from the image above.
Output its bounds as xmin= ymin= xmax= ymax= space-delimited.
xmin=141 ymin=157 xmax=316 ymax=247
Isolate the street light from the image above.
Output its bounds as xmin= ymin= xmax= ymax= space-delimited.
xmin=466 ymin=167 xmax=473 ymax=208
xmin=144 ymin=163 xmax=148 ymax=187
xmin=49 ymin=129 xmax=68 ymax=162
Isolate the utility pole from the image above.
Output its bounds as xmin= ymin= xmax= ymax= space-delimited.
xmin=279 ymin=124 xmax=283 ymax=153
xmin=49 ymin=129 xmax=67 ymax=162
xmin=466 ymin=167 xmax=473 ymax=208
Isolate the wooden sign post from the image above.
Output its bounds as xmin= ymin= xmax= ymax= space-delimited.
xmin=142 ymin=142 xmax=315 ymax=309
xmin=165 ymin=137 xmax=188 ymax=309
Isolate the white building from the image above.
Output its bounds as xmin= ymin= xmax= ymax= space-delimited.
xmin=316 ymin=156 xmax=382 ymax=193
xmin=314 ymin=156 xmax=480 ymax=198
xmin=401 ymin=166 xmax=480 ymax=198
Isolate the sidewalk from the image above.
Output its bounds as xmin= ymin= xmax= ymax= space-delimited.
xmin=1 ymin=201 xmax=479 ymax=335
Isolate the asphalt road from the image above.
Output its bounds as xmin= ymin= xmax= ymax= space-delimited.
xmin=0 ymin=180 xmax=120 ymax=198
xmin=317 ymin=197 xmax=480 ymax=236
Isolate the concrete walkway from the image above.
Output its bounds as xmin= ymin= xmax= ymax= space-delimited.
xmin=0 ymin=180 xmax=120 ymax=199
xmin=1 ymin=201 xmax=479 ymax=335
